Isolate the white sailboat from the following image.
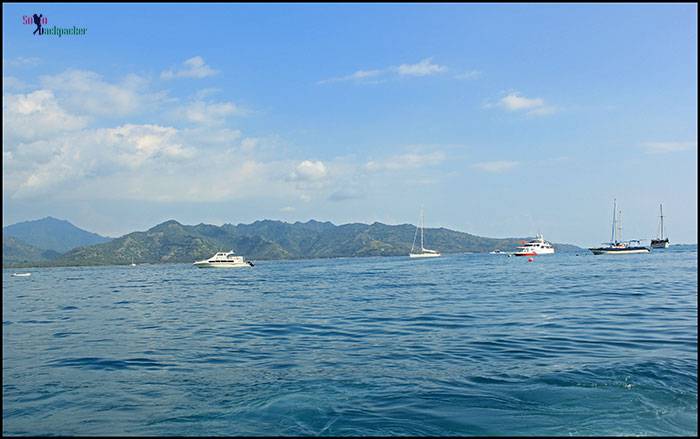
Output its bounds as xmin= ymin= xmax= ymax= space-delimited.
xmin=589 ymin=199 xmax=650 ymax=255
xmin=409 ymin=207 xmax=441 ymax=258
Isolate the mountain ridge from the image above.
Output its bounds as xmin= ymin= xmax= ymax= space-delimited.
xmin=3 ymin=216 xmax=112 ymax=253
xmin=3 ymin=218 xmax=582 ymax=268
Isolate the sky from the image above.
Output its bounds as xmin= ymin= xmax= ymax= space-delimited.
xmin=2 ymin=3 xmax=697 ymax=247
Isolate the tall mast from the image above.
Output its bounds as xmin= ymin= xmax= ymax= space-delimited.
xmin=611 ymin=199 xmax=617 ymax=243
xmin=420 ymin=207 xmax=425 ymax=250
xmin=660 ymin=204 xmax=664 ymax=239
xmin=617 ymin=208 xmax=622 ymax=242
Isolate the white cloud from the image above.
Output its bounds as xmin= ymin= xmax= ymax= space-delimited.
xmin=364 ymin=151 xmax=446 ymax=172
xmin=39 ymin=69 xmax=165 ymax=118
xmin=172 ymin=100 xmax=248 ymax=125
xmin=472 ymin=160 xmax=519 ymax=173
xmin=3 ymin=89 xmax=88 ymax=142
xmin=397 ymin=58 xmax=447 ymax=77
xmin=501 ymin=93 xmax=544 ymax=110
xmin=180 ymin=127 xmax=242 ymax=148
xmin=490 ymin=92 xmax=556 ymax=116
xmin=2 ymin=67 xmax=315 ymax=204
xmin=642 ymin=141 xmax=697 ymax=154
xmin=161 ymin=56 xmax=218 ymax=80
xmin=291 ymin=160 xmax=328 ymax=181
xmin=5 ymin=124 xmax=194 ymax=198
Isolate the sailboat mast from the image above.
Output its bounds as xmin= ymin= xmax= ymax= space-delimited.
xmin=617 ymin=209 xmax=622 ymax=242
xmin=660 ymin=204 xmax=664 ymax=239
xmin=420 ymin=207 xmax=425 ymax=250
xmin=611 ymin=199 xmax=617 ymax=243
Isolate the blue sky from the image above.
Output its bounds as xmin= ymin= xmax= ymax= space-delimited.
xmin=3 ymin=3 xmax=697 ymax=246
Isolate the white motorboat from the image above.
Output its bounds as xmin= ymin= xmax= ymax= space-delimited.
xmin=193 ymin=251 xmax=254 ymax=268
xmin=409 ymin=207 xmax=441 ymax=258
xmin=514 ymin=234 xmax=555 ymax=256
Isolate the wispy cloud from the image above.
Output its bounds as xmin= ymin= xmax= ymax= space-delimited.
xmin=171 ymin=99 xmax=248 ymax=125
xmin=642 ymin=141 xmax=697 ymax=154
xmin=161 ymin=56 xmax=218 ymax=80
xmin=3 ymin=76 xmax=30 ymax=91
xmin=318 ymin=69 xmax=385 ymax=84
xmin=454 ymin=70 xmax=482 ymax=80
xmin=319 ymin=58 xmax=449 ymax=84
xmin=364 ymin=151 xmax=446 ymax=172
xmin=472 ymin=160 xmax=519 ymax=173
xmin=328 ymin=186 xmax=364 ymax=202
xmin=396 ymin=58 xmax=447 ymax=77
xmin=39 ymin=69 xmax=167 ymax=118
xmin=486 ymin=91 xmax=557 ymax=116
xmin=6 ymin=56 xmax=41 ymax=68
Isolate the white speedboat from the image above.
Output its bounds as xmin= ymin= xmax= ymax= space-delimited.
xmin=409 ymin=207 xmax=441 ymax=258
xmin=514 ymin=234 xmax=555 ymax=256
xmin=193 ymin=251 xmax=254 ymax=268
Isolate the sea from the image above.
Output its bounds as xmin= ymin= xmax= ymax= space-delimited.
xmin=3 ymin=246 xmax=697 ymax=436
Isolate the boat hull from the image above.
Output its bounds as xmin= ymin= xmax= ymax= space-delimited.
xmin=514 ymin=249 xmax=555 ymax=256
xmin=193 ymin=261 xmax=252 ymax=268
xmin=409 ymin=252 xmax=441 ymax=258
xmin=589 ymin=247 xmax=650 ymax=255
xmin=650 ymin=240 xmax=669 ymax=249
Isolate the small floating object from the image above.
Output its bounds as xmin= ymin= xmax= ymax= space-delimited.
xmin=527 ymin=258 xmax=534 ymax=262
xmin=12 ymin=273 xmax=31 ymax=277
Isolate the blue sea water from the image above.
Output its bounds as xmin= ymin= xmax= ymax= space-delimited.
xmin=3 ymin=247 xmax=697 ymax=436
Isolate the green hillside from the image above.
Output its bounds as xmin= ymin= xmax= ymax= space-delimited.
xmin=4 ymin=219 xmax=582 ymax=268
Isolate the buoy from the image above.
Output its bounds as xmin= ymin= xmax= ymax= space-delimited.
xmin=528 ymin=257 xmax=534 ymax=262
